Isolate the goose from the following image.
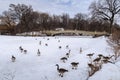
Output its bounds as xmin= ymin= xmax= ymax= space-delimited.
xmin=66 ymin=53 xmax=70 ymax=58
xmin=60 ymin=57 xmax=67 ymax=63
xmin=37 ymin=49 xmax=41 ymax=56
xmin=56 ymin=64 xmax=68 ymax=77
xmin=87 ymin=53 xmax=94 ymax=59
xmin=11 ymin=55 xmax=16 ymax=62
xmin=23 ymin=50 xmax=27 ymax=54
xmin=19 ymin=46 xmax=23 ymax=53
xmin=71 ymin=62 xmax=79 ymax=69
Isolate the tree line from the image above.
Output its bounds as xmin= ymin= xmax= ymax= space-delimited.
xmin=0 ymin=0 xmax=120 ymax=34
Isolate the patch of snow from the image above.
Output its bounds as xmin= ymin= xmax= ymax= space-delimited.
xmin=0 ymin=35 xmax=119 ymax=80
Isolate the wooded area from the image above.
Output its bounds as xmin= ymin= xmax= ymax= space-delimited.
xmin=0 ymin=0 xmax=120 ymax=35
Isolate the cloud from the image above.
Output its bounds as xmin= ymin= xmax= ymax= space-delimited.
xmin=0 ymin=0 xmax=94 ymax=17
xmin=0 ymin=0 xmax=33 ymax=13
xmin=54 ymin=0 xmax=72 ymax=5
xmin=49 ymin=0 xmax=94 ymax=17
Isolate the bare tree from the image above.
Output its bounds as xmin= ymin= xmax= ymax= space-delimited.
xmin=37 ymin=13 xmax=50 ymax=31
xmin=9 ymin=4 xmax=33 ymax=23
xmin=1 ymin=11 xmax=16 ymax=34
xmin=74 ymin=13 xmax=87 ymax=30
xmin=50 ymin=15 xmax=61 ymax=29
xmin=108 ymin=25 xmax=120 ymax=60
xmin=89 ymin=0 xmax=120 ymax=33
xmin=61 ymin=13 xmax=70 ymax=29
xmin=1 ymin=4 xmax=33 ymax=33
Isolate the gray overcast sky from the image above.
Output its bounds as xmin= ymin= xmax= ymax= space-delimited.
xmin=0 ymin=0 xmax=94 ymax=17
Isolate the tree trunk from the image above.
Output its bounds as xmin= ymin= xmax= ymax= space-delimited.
xmin=109 ymin=21 xmax=113 ymax=34
xmin=109 ymin=14 xmax=114 ymax=34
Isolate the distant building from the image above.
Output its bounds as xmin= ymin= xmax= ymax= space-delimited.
xmin=0 ymin=18 xmax=10 ymax=34
xmin=0 ymin=24 xmax=10 ymax=35
xmin=55 ymin=28 xmax=64 ymax=31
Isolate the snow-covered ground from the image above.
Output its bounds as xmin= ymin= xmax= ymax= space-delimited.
xmin=0 ymin=35 xmax=120 ymax=80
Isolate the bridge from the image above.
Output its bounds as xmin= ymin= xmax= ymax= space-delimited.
xmin=44 ymin=30 xmax=109 ymax=36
